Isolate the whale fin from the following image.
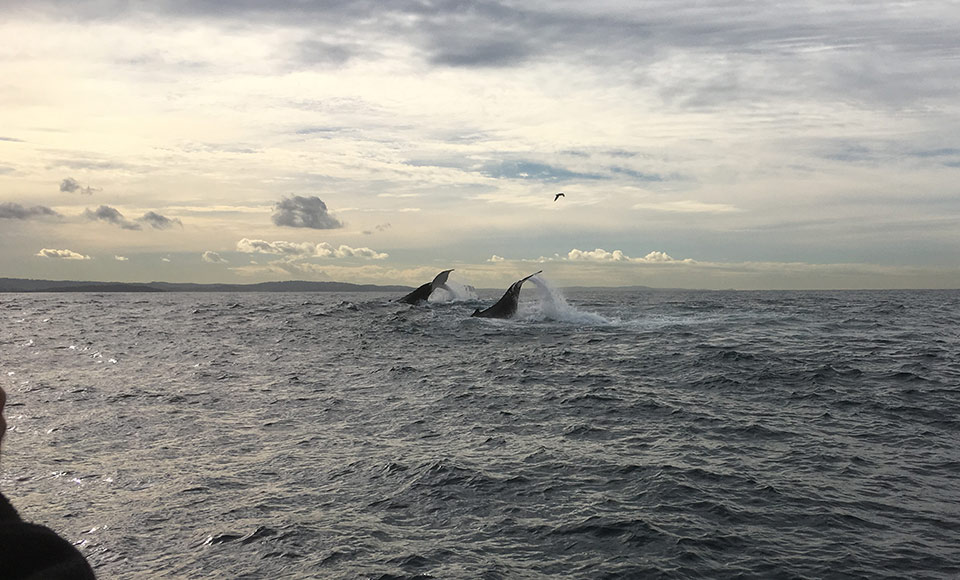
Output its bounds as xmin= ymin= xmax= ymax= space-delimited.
xmin=397 ymin=269 xmax=455 ymax=304
xmin=471 ymin=271 xmax=542 ymax=319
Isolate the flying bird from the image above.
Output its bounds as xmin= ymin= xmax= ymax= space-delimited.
xmin=554 ymin=192 xmax=565 ymax=202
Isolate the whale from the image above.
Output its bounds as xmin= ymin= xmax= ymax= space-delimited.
xmin=397 ymin=269 xmax=455 ymax=304
xmin=471 ymin=271 xmax=542 ymax=319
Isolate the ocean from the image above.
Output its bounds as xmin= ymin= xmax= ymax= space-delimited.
xmin=2 ymin=284 xmax=959 ymax=579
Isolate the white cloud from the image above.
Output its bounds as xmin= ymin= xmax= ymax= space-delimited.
xmin=235 ymin=238 xmax=387 ymax=259
xmin=525 ymin=248 xmax=697 ymax=264
xmin=161 ymin=257 xmax=171 ymax=262
xmin=36 ymin=248 xmax=90 ymax=260
xmin=114 ymin=255 xmax=128 ymax=261
xmin=315 ymin=243 xmax=388 ymax=260
xmin=202 ymin=250 xmax=228 ymax=264
xmin=488 ymin=255 xmax=505 ymax=262
xmin=236 ymin=238 xmax=317 ymax=257
xmin=639 ymin=251 xmax=685 ymax=263
xmin=568 ymin=248 xmax=630 ymax=262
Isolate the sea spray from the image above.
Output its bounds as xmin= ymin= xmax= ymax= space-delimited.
xmin=526 ymin=275 xmax=610 ymax=324
xmin=429 ymin=281 xmax=478 ymax=303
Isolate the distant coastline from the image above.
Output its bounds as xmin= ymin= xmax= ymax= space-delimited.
xmin=0 ymin=277 xmax=413 ymax=293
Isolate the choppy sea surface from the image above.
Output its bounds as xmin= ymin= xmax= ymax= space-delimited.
xmin=2 ymin=284 xmax=959 ymax=579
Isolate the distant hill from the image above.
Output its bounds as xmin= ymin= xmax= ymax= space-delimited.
xmin=0 ymin=277 xmax=413 ymax=293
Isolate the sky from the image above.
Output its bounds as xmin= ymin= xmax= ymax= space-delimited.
xmin=2 ymin=0 xmax=959 ymax=290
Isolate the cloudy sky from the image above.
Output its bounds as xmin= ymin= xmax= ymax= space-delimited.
xmin=2 ymin=0 xmax=959 ymax=289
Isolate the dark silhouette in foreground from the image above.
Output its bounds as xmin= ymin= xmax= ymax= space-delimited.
xmin=397 ymin=269 xmax=455 ymax=304
xmin=472 ymin=271 xmax=542 ymax=319
xmin=0 ymin=386 xmax=97 ymax=579
xmin=554 ymin=192 xmax=565 ymax=201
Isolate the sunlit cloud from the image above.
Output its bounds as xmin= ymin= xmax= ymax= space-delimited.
xmin=36 ymin=248 xmax=90 ymax=260
xmin=114 ymin=255 xmax=128 ymax=261
xmin=566 ymin=248 xmax=695 ymax=263
xmin=236 ymin=238 xmax=387 ymax=260
xmin=202 ymin=250 xmax=228 ymax=264
xmin=568 ymin=248 xmax=630 ymax=262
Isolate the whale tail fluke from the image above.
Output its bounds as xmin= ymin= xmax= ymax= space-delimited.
xmin=471 ymin=270 xmax=543 ymax=319
xmin=397 ymin=269 xmax=455 ymax=304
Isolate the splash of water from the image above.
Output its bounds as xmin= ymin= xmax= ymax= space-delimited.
xmin=523 ymin=275 xmax=611 ymax=325
xmin=430 ymin=282 xmax=478 ymax=303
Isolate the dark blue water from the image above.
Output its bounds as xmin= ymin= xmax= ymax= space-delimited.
xmin=2 ymin=287 xmax=959 ymax=578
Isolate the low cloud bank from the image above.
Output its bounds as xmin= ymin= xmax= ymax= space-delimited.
xmin=236 ymin=238 xmax=387 ymax=259
xmin=488 ymin=248 xmax=694 ymax=264
xmin=567 ymin=248 xmax=693 ymax=263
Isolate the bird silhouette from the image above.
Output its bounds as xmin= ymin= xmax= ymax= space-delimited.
xmin=554 ymin=192 xmax=565 ymax=202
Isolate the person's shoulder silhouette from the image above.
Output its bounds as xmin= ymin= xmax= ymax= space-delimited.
xmin=1 ymin=386 xmax=97 ymax=579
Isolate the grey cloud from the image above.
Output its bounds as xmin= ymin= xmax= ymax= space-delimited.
xmin=138 ymin=211 xmax=183 ymax=229
xmin=60 ymin=177 xmax=99 ymax=195
xmin=0 ymin=202 xmax=61 ymax=220
xmin=296 ymin=39 xmax=358 ymax=67
xmin=60 ymin=177 xmax=81 ymax=192
xmin=11 ymin=1 xmax=960 ymax=110
xmin=0 ymin=136 xmax=24 ymax=142
xmin=911 ymin=148 xmax=960 ymax=158
xmin=428 ymin=38 xmax=533 ymax=68
xmin=272 ymin=195 xmax=343 ymax=229
xmin=84 ymin=205 xmax=141 ymax=230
